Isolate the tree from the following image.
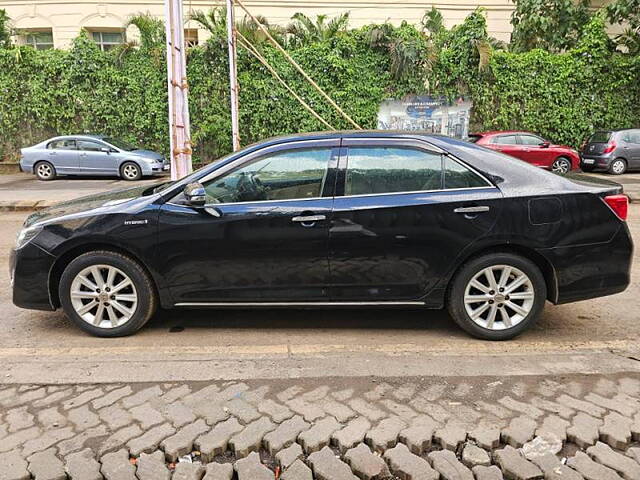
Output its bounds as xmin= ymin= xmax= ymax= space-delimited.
xmin=126 ymin=13 xmax=165 ymax=50
xmin=606 ymin=0 xmax=640 ymax=54
xmin=0 ymin=9 xmax=12 ymax=48
xmin=286 ymin=12 xmax=349 ymax=47
xmin=509 ymin=0 xmax=593 ymax=52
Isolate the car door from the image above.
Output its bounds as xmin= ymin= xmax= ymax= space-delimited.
xmin=518 ymin=134 xmax=551 ymax=168
xmin=328 ymin=138 xmax=502 ymax=302
xmin=156 ymin=139 xmax=339 ymax=303
xmin=77 ymin=139 xmax=118 ymax=175
xmin=45 ymin=138 xmax=79 ymax=173
xmin=490 ymin=134 xmax=522 ymax=160
xmin=622 ymin=130 xmax=640 ymax=168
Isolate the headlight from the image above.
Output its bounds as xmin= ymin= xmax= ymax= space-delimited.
xmin=16 ymin=225 xmax=42 ymax=249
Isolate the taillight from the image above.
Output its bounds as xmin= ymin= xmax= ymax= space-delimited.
xmin=603 ymin=194 xmax=628 ymax=221
xmin=603 ymin=141 xmax=617 ymax=154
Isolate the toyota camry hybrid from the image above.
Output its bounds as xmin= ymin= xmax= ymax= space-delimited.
xmin=10 ymin=131 xmax=633 ymax=340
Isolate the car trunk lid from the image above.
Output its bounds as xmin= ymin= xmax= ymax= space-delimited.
xmin=582 ymin=131 xmax=612 ymax=155
xmin=564 ymin=172 xmax=623 ymax=196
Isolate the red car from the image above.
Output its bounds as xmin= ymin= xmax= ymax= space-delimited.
xmin=469 ymin=131 xmax=580 ymax=174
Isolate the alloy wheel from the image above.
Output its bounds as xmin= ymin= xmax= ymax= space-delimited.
xmin=611 ymin=160 xmax=626 ymax=175
xmin=552 ymin=159 xmax=570 ymax=174
xmin=123 ymin=164 xmax=139 ymax=180
xmin=69 ymin=264 xmax=138 ymax=329
xmin=463 ymin=265 xmax=535 ymax=330
xmin=37 ymin=163 xmax=52 ymax=179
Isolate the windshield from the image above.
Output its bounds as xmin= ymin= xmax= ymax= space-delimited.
xmin=103 ymin=137 xmax=137 ymax=151
xmin=588 ymin=131 xmax=611 ymax=143
xmin=467 ymin=135 xmax=482 ymax=143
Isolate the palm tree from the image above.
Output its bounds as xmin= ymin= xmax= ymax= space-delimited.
xmin=190 ymin=7 xmax=284 ymax=47
xmin=286 ymin=12 xmax=349 ymax=46
xmin=615 ymin=26 xmax=640 ymax=55
xmin=126 ymin=13 xmax=165 ymax=50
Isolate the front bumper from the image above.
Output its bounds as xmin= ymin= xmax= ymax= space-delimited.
xmin=10 ymin=242 xmax=57 ymax=311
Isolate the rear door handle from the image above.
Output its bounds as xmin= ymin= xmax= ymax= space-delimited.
xmin=454 ymin=206 xmax=490 ymax=214
xmin=292 ymin=215 xmax=326 ymax=223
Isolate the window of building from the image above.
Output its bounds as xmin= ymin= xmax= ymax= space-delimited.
xmin=184 ymin=29 xmax=198 ymax=48
xmin=22 ymin=29 xmax=54 ymax=50
xmin=91 ymin=31 xmax=125 ymax=51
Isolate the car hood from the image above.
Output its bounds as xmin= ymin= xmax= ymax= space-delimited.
xmin=23 ymin=184 xmax=156 ymax=228
xmin=131 ymin=149 xmax=164 ymax=161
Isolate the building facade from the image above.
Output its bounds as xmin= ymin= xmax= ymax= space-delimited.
xmin=0 ymin=0 xmax=517 ymax=50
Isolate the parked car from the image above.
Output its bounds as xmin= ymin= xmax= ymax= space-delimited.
xmin=20 ymin=135 xmax=169 ymax=181
xmin=469 ymin=131 xmax=580 ymax=174
xmin=581 ymin=129 xmax=640 ymax=175
xmin=11 ymin=131 xmax=632 ymax=341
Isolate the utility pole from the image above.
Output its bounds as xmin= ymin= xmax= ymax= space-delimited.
xmin=226 ymin=0 xmax=241 ymax=151
xmin=165 ymin=0 xmax=193 ymax=179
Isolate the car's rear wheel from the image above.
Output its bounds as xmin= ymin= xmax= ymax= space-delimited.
xmin=120 ymin=162 xmax=142 ymax=181
xmin=551 ymin=157 xmax=571 ymax=174
xmin=447 ymin=253 xmax=546 ymax=340
xmin=35 ymin=161 xmax=56 ymax=181
xmin=609 ymin=158 xmax=627 ymax=175
xmin=59 ymin=251 xmax=156 ymax=337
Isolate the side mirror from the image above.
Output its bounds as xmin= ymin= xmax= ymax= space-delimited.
xmin=100 ymin=147 xmax=111 ymax=154
xmin=184 ymin=182 xmax=207 ymax=207
xmin=540 ymin=142 xmax=550 ymax=148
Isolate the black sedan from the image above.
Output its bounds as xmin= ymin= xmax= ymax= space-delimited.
xmin=10 ymin=131 xmax=633 ymax=340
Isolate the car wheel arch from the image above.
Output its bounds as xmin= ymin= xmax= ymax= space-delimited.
xmin=48 ymin=242 xmax=163 ymax=309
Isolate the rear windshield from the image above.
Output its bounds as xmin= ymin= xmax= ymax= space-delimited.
xmin=588 ymin=131 xmax=611 ymax=143
xmin=467 ymin=135 xmax=482 ymax=143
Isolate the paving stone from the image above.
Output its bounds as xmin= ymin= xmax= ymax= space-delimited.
xmin=202 ymin=462 xmax=233 ymax=480
xmin=556 ymin=395 xmax=605 ymax=418
xmin=521 ymin=434 xmax=562 ymax=461
xmin=0 ymin=426 xmax=42 ymax=453
xmin=476 ymin=401 xmax=512 ymax=420
xmin=529 ymin=453 xmax=583 ymax=480
xmin=0 ymin=449 xmax=30 ymax=480
xmin=529 ymin=397 xmax=575 ymax=420
xmin=383 ymin=443 xmax=439 ymax=480
xmin=172 ymin=462 xmax=205 ymax=480
xmin=366 ymin=416 xmax=406 ymax=453
xmin=62 ymin=388 xmax=104 ymax=410
xmin=493 ymin=446 xmax=543 ymax=480
xmin=349 ymin=398 xmax=388 ymax=422
xmin=275 ymin=442 xmax=304 ymax=468
xmin=298 ymin=416 xmax=342 ymax=453
xmin=587 ymin=441 xmax=640 ymax=480
xmin=585 ymin=393 xmax=636 ymax=417
xmin=27 ymin=448 xmax=66 ymax=480
xmin=68 ymin=404 xmax=100 ymax=430
xmin=92 ymin=386 xmax=133 ymax=410
xmin=332 ymin=416 xmax=372 ymax=454
xmin=394 ymin=384 xmax=418 ymax=401
xmin=501 ymin=416 xmax=537 ymax=448
xmin=428 ymin=449 xmax=474 ymax=480
xmin=57 ymin=425 xmax=108 ymax=456
xmin=136 ymin=451 xmax=170 ymax=480
xmin=101 ymin=449 xmax=137 ymax=480
xmin=321 ymin=398 xmax=357 ymax=422
xmin=121 ymin=386 xmax=163 ymax=409
xmin=435 ymin=424 xmax=467 ymax=451
xmin=127 ymin=422 xmax=176 ymax=456
xmin=182 ymin=385 xmax=221 ymax=407
xmin=37 ymin=407 xmax=67 ymax=429
xmin=195 ymin=417 xmax=244 ymax=462
xmin=99 ymin=404 xmax=134 ymax=431
xmin=301 ymin=386 xmax=331 ymax=402
xmin=381 ymin=399 xmax=419 ymax=421
xmin=22 ymin=427 xmax=75 ymax=457
xmin=225 ymin=398 xmax=261 ymax=423
xmin=161 ymin=402 xmax=196 ymax=428
xmin=129 ymin=403 xmax=164 ymax=429
xmin=160 ymin=385 xmax=192 ymax=404
xmin=409 ymin=398 xmax=451 ymax=423
xmin=281 ymin=459 xmax=313 ymax=480
xmin=308 ymin=446 xmax=358 ymax=480
xmin=242 ymin=385 xmax=270 ymax=405
xmin=3 ymin=388 xmax=46 ymax=408
xmin=613 ymin=393 xmax=640 ymax=414
xmin=229 ymin=417 xmax=276 ymax=457
xmin=627 ymin=447 xmax=640 ymax=464
xmin=344 ymin=443 xmax=391 ymax=479
xmin=567 ymin=413 xmax=602 ymax=449
xmin=257 ymin=399 xmax=295 ymax=423
xmin=461 ymin=442 xmax=491 ymax=468
xmin=447 ymin=404 xmax=483 ymax=424
xmin=399 ymin=415 xmax=438 ymax=454
xmin=566 ymin=451 xmax=623 ymax=480
xmin=99 ymin=424 xmax=144 ymax=456
xmin=65 ymin=448 xmax=102 ymax=480
xmin=277 ymin=386 xmax=303 ymax=403
xmin=32 ymin=390 xmax=73 ymax=409
xmin=286 ymin=398 xmax=326 ymax=422
xmin=498 ymin=397 xmax=544 ymax=419
xmin=193 ymin=403 xmax=230 ymax=426
xmin=535 ymin=415 xmax=569 ymax=442
xmin=234 ymin=451 xmax=273 ymax=480
xmin=472 ymin=466 xmax=504 ymax=480
xmin=263 ymin=415 xmax=310 ymax=454
xmin=6 ymin=407 xmax=34 ymax=433
xmin=160 ymin=419 xmax=210 ymax=462
xmin=599 ymin=412 xmax=632 ymax=450
xmin=364 ymin=384 xmax=393 ymax=402
xmin=468 ymin=426 xmax=501 ymax=450
xmin=333 ymin=389 xmax=355 ymax=402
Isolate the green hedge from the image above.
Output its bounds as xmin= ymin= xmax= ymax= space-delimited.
xmin=0 ymin=15 xmax=638 ymax=163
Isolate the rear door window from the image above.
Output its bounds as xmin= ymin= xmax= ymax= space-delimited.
xmin=443 ymin=157 xmax=490 ymax=189
xmin=47 ymin=139 xmax=76 ymax=150
xmin=519 ymin=135 xmax=544 ymax=145
xmin=494 ymin=135 xmax=518 ymax=145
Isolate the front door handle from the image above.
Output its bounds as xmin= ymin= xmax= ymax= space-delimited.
xmin=292 ymin=215 xmax=326 ymax=223
xmin=454 ymin=206 xmax=490 ymax=214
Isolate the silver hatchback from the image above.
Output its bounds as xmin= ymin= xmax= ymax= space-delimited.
xmin=20 ymin=135 xmax=169 ymax=181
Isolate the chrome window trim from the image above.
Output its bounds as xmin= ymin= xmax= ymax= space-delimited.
xmin=166 ymin=195 xmax=329 ymax=209
xmin=332 ymin=185 xmax=499 ymax=201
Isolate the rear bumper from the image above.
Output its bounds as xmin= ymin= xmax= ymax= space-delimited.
xmin=10 ymin=243 xmax=57 ymax=311
xmin=540 ymin=223 xmax=633 ymax=304
xmin=581 ymin=154 xmax=613 ymax=168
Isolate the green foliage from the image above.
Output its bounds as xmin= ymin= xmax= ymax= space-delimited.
xmin=0 ymin=9 xmax=11 ymax=48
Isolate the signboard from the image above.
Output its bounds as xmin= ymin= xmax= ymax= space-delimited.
xmin=377 ymin=95 xmax=472 ymax=139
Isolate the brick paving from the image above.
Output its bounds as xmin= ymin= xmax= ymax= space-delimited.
xmin=1 ymin=375 xmax=640 ymax=479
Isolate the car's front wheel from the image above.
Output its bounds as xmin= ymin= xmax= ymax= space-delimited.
xmin=551 ymin=157 xmax=571 ymax=174
xmin=120 ymin=162 xmax=142 ymax=181
xmin=609 ymin=158 xmax=627 ymax=175
xmin=35 ymin=161 xmax=56 ymax=181
xmin=447 ymin=253 xmax=546 ymax=340
xmin=59 ymin=251 xmax=156 ymax=337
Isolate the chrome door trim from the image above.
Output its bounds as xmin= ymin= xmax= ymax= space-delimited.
xmin=174 ymin=301 xmax=426 ymax=307
xmin=292 ymin=215 xmax=326 ymax=222
xmin=454 ymin=206 xmax=491 ymax=213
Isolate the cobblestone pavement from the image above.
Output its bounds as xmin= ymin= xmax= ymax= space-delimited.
xmin=2 ymin=374 xmax=640 ymax=479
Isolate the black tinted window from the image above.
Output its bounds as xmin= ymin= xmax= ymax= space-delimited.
xmin=77 ymin=140 xmax=107 ymax=152
xmin=495 ymin=135 xmax=518 ymax=145
xmin=48 ymin=139 xmax=76 ymax=150
xmin=519 ymin=135 xmax=544 ymax=145
xmin=345 ymin=147 xmax=442 ymax=195
xmin=443 ymin=157 xmax=488 ymax=189
xmin=589 ymin=131 xmax=611 ymax=143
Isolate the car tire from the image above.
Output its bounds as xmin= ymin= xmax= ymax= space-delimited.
xmin=120 ymin=162 xmax=142 ymax=181
xmin=35 ymin=161 xmax=57 ymax=181
xmin=447 ymin=252 xmax=546 ymax=341
xmin=59 ymin=251 xmax=157 ymax=337
xmin=608 ymin=158 xmax=627 ymax=175
xmin=551 ymin=157 xmax=572 ymax=174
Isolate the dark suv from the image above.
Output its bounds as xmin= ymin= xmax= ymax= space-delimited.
xmin=581 ymin=129 xmax=640 ymax=174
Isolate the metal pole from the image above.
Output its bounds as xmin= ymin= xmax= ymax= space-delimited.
xmin=226 ymin=0 xmax=241 ymax=151
xmin=165 ymin=0 xmax=193 ymax=180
